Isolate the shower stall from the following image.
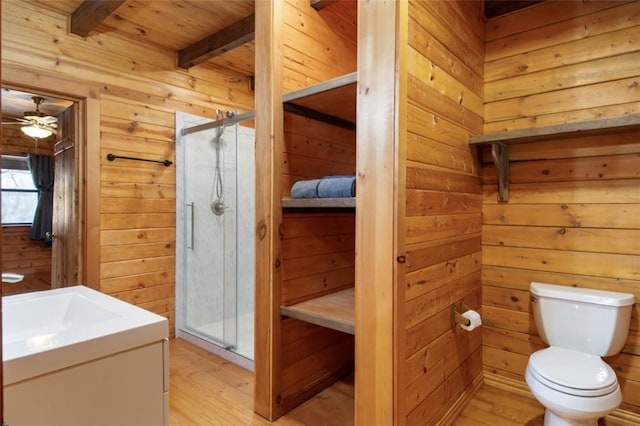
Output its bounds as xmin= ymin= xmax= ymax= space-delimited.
xmin=175 ymin=111 xmax=255 ymax=368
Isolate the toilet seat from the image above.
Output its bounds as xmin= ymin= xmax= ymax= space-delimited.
xmin=529 ymin=347 xmax=618 ymax=397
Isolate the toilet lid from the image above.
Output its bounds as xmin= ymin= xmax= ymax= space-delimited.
xmin=529 ymin=347 xmax=618 ymax=397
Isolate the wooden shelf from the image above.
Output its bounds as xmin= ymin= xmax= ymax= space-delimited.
xmin=282 ymin=72 xmax=357 ymax=129
xmin=280 ymin=288 xmax=355 ymax=335
xmin=468 ymin=114 xmax=640 ymax=145
xmin=282 ymin=197 xmax=356 ymax=209
xmin=469 ymin=114 xmax=640 ymax=201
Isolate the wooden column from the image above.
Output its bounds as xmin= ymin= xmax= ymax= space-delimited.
xmin=254 ymin=0 xmax=284 ymax=420
xmin=355 ymin=1 xmax=398 ymax=424
xmin=1 ymin=197 xmax=4 ymax=425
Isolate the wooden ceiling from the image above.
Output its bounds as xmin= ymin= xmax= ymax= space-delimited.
xmin=484 ymin=0 xmax=544 ymax=19
xmin=3 ymin=0 xmax=257 ymax=119
xmin=21 ymin=0 xmax=539 ymax=75
xmin=25 ymin=0 xmax=256 ymax=75
xmin=13 ymin=0 xmax=541 ymax=79
xmin=1 ymin=89 xmax=74 ymax=119
xmin=2 ymin=0 xmax=541 ymax=119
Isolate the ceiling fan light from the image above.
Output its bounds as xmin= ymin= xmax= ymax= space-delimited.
xmin=21 ymin=124 xmax=52 ymax=139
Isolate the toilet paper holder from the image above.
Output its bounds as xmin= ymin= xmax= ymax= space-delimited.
xmin=451 ymin=302 xmax=472 ymax=328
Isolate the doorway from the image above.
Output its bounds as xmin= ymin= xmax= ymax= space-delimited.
xmin=0 ymin=80 xmax=98 ymax=293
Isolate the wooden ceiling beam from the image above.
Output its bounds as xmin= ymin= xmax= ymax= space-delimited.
xmin=484 ymin=1 xmax=544 ymax=19
xmin=178 ymin=14 xmax=255 ymax=69
xmin=70 ymin=0 xmax=126 ymax=37
xmin=310 ymin=0 xmax=339 ymax=11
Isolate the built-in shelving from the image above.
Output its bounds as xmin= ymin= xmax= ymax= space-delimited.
xmin=280 ymin=288 xmax=355 ymax=335
xmin=469 ymin=114 xmax=640 ymax=201
xmin=279 ymin=72 xmax=358 ymax=335
xmin=282 ymin=72 xmax=357 ymax=129
xmin=282 ymin=197 xmax=356 ymax=209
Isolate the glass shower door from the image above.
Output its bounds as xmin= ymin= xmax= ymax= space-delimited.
xmin=183 ymin=122 xmax=238 ymax=351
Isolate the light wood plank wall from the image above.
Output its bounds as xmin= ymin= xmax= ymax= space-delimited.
xmin=2 ymin=0 xmax=254 ymax=335
xmin=483 ymin=0 xmax=640 ymax=416
xmin=266 ymin=0 xmax=357 ymax=418
xmin=282 ymin=0 xmax=357 ymax=93
xmin=1 ymin=226 xmax=51 ymax=295
xmin=1 ymin=127 xmax=54 ymax=295
xmin=399 ymin=1 xmax=485 ymax=424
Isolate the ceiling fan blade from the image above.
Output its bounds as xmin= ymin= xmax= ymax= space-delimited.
xmin=1 ymin=122 xmax=24 ymax=125
xmin=39 ymin=116 xmax=58 ymax=125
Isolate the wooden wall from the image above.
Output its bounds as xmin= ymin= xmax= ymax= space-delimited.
xmin=482 ymin=0 xmax=640 ymax=416
xmin=398 ymin=1 xmax=485 ymax=424
xmin=1 ymin=226 xmax=51 ymax=296
xmin=1 ymin=126 xmax=54 ymax=295
xmin=1 ymin=125 xmax=55 ymax=157
xmin=2 ymin=0 xmax=254 ymax=334
xmin=281 ymin=0 xmax=356 ymax=92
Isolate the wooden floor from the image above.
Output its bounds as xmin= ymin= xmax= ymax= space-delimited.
xmin=454 ymin=386 xmax=544 ymax=426
xmin=169 ymin=338 xmax=547 ymax=425
xmin=169 ymin=338 xmax=354 ymax=425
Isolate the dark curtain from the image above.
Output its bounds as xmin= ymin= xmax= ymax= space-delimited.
xmin=28 ymin=154 xmax=54 ymax=246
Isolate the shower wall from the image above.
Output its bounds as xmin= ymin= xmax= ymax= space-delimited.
xmin=175 ymin=111 xmax=255 ymax=362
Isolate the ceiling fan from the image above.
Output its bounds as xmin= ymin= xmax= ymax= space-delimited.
xmin=1 ymin=96 xmax=58 ymax=139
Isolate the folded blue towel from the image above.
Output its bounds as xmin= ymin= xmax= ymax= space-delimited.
xmin=291 ymin=179 xmax=321 ymax=198
xmin=291 ymin=176 xmax=356 ymax=199
xmin=317 ymin=175 xmax=356 ymax=198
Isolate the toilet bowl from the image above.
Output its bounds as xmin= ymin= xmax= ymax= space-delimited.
xmin=526 ymin=282 xmax=634 ymax=426
xmin=525 ymin=347 xmax=621 ymax=426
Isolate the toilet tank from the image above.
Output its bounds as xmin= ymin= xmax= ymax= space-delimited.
xmin=531 ymin=282 xmax=634 ymax=357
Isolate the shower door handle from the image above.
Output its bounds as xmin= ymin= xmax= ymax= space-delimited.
xmin=187 ymin=202 xmax=195 ymax=250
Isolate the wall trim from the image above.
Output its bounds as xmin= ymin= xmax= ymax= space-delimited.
xmin=482 ymin=372 xmax=640 ymax=426
xmin=438 ymin=372 xmax=484 ymax=426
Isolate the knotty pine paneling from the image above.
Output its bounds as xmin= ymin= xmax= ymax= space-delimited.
xmin=0 ymin=125 xmax=55 ymax=157
xmin=282 ymin=0 xmax=356 ymax=92
xmin=2 ymin=0 xmax=254 ymax=334
xmin=482 ymin=2 xmax=640 ymax=413
xmin=282 ymin=113 xmax=356 ymax=197
xmin=400 ymin=1 xmax=484 ymax=423
xmin=484 ymin=1 xmax=640 ymax=132
xmin=1 ymin=226 xmax=51 ymax=295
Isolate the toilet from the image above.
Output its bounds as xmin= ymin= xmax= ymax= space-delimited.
xmin=2 ymin=272 xmax=24 ymax=283
xmin=525 ymin=282 xmax=634 ymax=426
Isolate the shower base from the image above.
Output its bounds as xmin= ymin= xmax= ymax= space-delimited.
xmin=178 ymin=311 xmax=254 ymax=371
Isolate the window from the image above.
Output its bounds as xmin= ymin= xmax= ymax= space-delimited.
xmin=1 ymin=155 xmax=38 ymax=225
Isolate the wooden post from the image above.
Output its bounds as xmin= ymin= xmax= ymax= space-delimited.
xmin=0 ymin=67 xmax=4 ymax=416
xmin=254 ymin=0 xmax=284 ymax=420
xmin=355 ymin=1 xmax=398 ymax=424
